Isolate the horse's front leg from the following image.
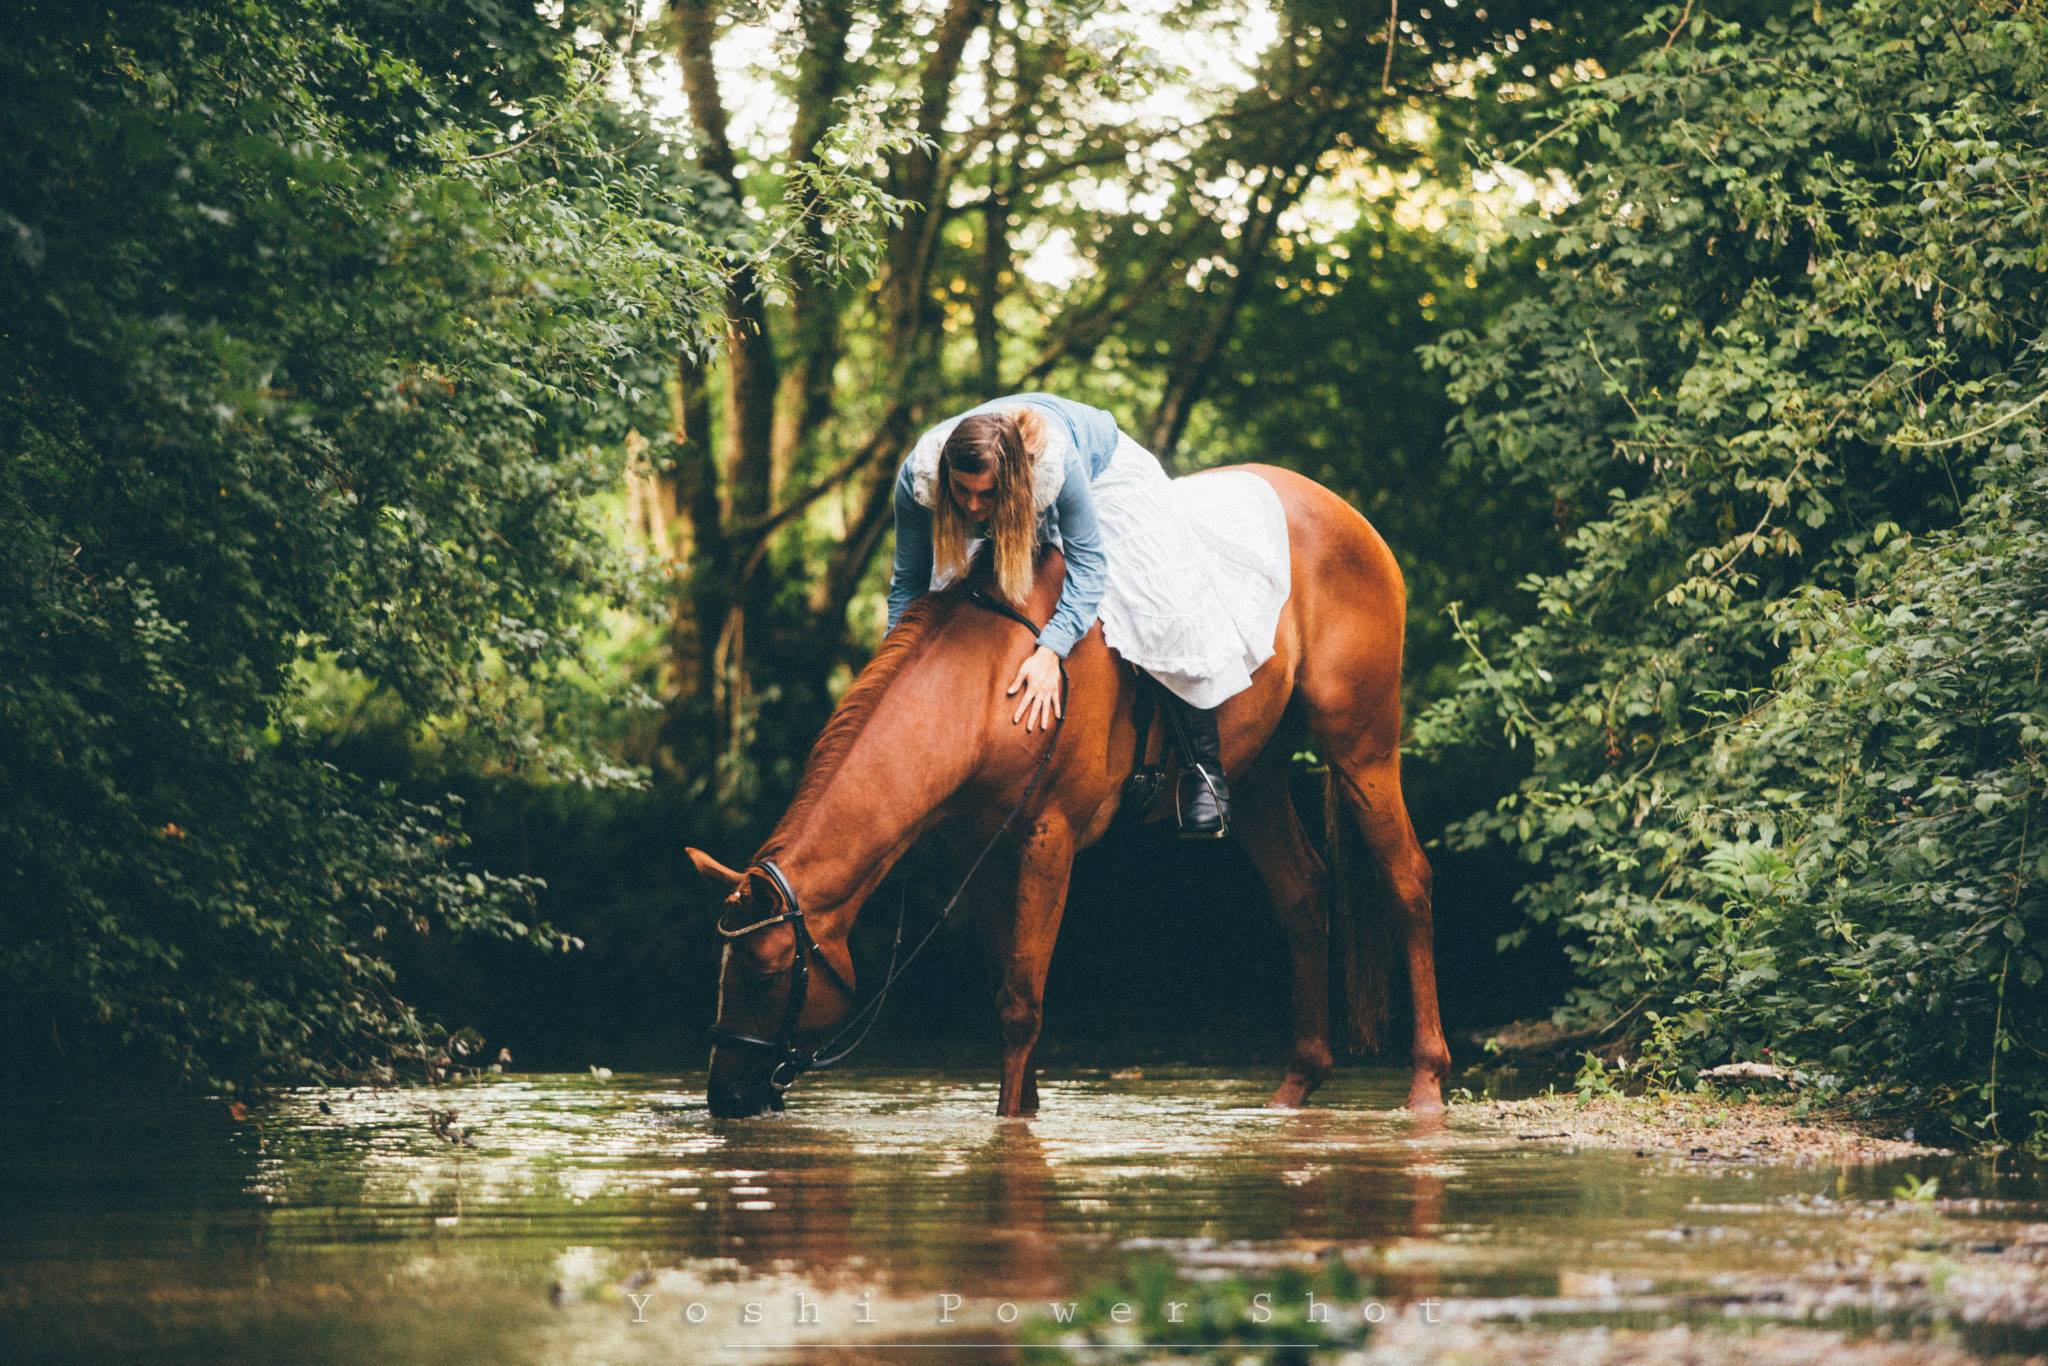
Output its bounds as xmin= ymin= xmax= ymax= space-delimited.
xmin=987 ymin=819 xmax=1075 ymax=1119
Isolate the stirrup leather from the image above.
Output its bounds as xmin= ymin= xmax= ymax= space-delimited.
xmin=1117 ymin=665 xmax=1169 ymax=826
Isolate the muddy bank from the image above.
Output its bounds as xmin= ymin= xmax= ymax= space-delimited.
xmin=1458 ymin=1092 xmax=1947 ymax=1165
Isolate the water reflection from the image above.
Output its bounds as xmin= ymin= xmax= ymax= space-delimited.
xmin=0 ymin=1067 xmax=2042 ymax=1364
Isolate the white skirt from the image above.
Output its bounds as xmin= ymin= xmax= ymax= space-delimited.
xmin=1088 ymin=434 xmax=1291 ymax=709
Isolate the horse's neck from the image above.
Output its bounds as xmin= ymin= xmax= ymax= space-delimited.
xmin=763 ymin=554 xmax=1083 ymax=918
xmin=758 ymin=651 xmax=984 ymax=926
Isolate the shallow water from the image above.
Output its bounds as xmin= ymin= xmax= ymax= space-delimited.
xmin=2 ymin=1066 xmax=2043 ymax=1363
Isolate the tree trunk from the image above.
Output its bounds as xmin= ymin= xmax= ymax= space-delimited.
xmin=769 ymin=0 xmax=855 ymax=494
xmin=672 ymin=0 xmax=780 ymax=523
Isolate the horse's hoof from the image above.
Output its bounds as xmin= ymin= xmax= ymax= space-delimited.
xmin=1265 ymin=1083 xmax=1311 ymax=1109
xmin=1405 ymin=1090 xmax=1445 ymax=1114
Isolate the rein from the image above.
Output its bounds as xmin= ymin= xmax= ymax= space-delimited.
xmin=709 ymin=588 xmax=1071 ymax=1096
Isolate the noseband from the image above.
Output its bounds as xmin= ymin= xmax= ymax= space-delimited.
xmin=706 ymin=589 xmax=1069 ymax=1098
xmin=708 ymin=858 xmax=862 ymax=1091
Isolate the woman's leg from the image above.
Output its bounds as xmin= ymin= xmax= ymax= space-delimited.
xmin=1085 ymin=435 xmax=1285 ymax=838
xmin=1160 ymin=687 xmax=1230 ymax=838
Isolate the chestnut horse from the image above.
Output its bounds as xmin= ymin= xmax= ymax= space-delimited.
xmin=687 ymin=464 xmax=1450 ymax=1119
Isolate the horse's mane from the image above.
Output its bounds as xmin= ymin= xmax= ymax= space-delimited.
xmin=758 ymin=592 xmax=956 ymax=855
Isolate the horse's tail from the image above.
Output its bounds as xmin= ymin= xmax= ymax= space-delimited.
xmin=1324 ymin=766 xmax=1395 ymax=1055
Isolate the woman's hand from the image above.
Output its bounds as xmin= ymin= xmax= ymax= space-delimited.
xmin=1006 ymin=645 xmax=1063 ymax=732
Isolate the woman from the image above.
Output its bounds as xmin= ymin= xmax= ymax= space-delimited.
xmin=886 ymin=391 xmax=1290 ymax=838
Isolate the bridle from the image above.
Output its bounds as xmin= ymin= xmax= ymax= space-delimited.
xmin=707 ymin=589 xmax=1070 ymax=1098
xmin=709 ymin=857 xmax=870 ymax=1092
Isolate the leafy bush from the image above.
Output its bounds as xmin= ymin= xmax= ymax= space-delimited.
xmin=1415 ymin=1 xmax=2048 ymax=1145
xmin=1674 ymin=459 xmax=2048 ymax=1143
xmin=0 ymin=1 xmax=725 ymax=1091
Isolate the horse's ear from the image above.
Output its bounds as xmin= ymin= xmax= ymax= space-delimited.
xmin=685 ymin=847 xmax=744 ymax=893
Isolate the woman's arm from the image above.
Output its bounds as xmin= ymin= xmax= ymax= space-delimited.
xmin=1034 ymin=450 xmax=1107 ymax=657
xmin=885 ymin=460 xmax=933 ymax=634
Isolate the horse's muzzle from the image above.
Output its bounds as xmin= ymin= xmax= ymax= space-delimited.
xmin=707 ymin=1078 xmax=785 ymax=1118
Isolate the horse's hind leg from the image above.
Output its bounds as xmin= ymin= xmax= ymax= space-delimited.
xmin=1234 ymin=751 xmax=1335 ymax=1108
xmin=1324 ymin=743 xmax=1450 ymax=1113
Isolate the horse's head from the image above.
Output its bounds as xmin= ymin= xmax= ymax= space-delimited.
xmin=688 ymin=847 xmax=857 ymax=1118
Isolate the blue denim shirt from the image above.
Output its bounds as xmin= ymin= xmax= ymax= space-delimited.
xmin=885 ymin=392 xmax=1119 ymax=657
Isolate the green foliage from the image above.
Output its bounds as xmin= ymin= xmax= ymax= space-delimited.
xmin=1414 ymin=1 xmax=2048 ymax=1143
xmin=1017 ymin=1255 xmax=1374 ymax=1358
xmin=0 ymin=1 xmax=764 ymax=1090
xmin=1571 ymin=1049 xmax=1626 ymax=1101
xmin=1893 ymin=1172 xmax=1942 ymax=1205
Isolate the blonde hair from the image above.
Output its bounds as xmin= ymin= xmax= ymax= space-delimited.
xmin=932 ymin=405 xmax=1046 ymax=607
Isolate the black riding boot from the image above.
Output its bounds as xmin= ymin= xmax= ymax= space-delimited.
xmin=1168 ymin=697 xmax=1231 ymax=840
